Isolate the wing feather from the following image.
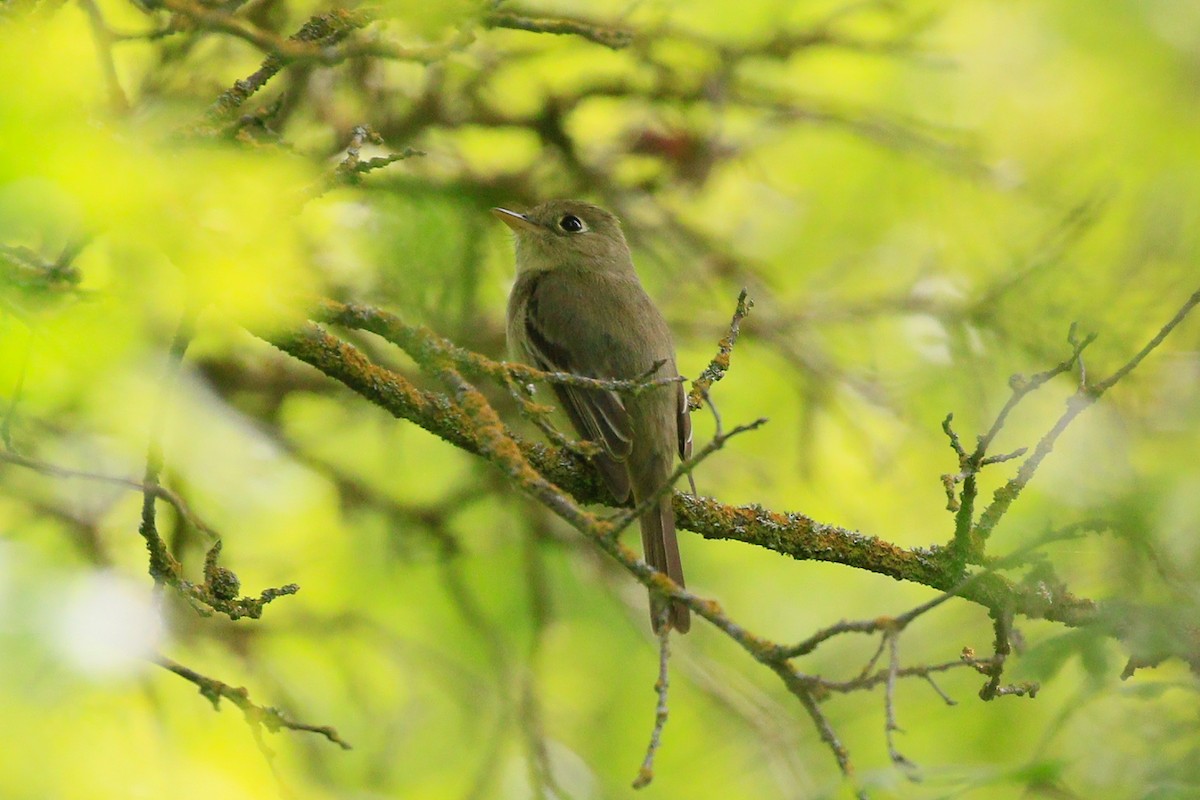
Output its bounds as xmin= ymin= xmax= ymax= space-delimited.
xmin=523 ymin=279 xmax=634 ymax=501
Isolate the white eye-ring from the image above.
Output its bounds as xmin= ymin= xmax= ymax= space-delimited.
xmin=559 ymin=214 xmax=587 ymax=233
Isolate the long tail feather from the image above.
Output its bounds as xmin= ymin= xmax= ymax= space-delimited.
xmin=640 ymin=496 xmax=690 ymax=633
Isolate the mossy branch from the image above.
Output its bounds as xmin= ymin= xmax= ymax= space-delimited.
xmin=256 ymin=285 xmax=1200 ymax=785
xmin=262 ymin=290 xmax=1197 ymax=655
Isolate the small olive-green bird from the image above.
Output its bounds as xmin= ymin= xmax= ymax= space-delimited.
xmin=494 ymin=200 xmax=692 ymax=634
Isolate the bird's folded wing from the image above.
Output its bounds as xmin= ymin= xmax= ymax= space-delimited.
xmin=522 ymin=291 xmax=634 ymax=501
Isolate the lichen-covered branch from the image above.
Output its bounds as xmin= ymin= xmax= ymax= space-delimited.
xmin=257 ymin=284 xmax=1200 ymax=786
xmin=0 ymin=445 xmax=300 ymax=620
xmin=687 ymin=289 xmax=752 ymax=412
xmin=261 ymin=288 xmax=1200 ymax=680
xmin=206 ymin=9 xmax=366 ymax=123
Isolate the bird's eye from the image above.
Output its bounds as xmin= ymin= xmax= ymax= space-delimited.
xmin=559 ymin=214 xmax=585 ymax=233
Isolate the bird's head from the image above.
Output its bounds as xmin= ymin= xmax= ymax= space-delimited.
xmin=492 ymin=200 xmax=634 ymax=275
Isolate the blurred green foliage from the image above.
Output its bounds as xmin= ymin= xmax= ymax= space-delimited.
xmin=2 ymin=0 xmax=1199 ymax=798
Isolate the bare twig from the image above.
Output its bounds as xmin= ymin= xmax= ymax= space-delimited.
xmin=818 ymin=653 xmax=996 ymax=694
xmin=503 ymin=371 xmax=595 ymax=455
xmin=0 ymin=450 xmax=218 ymax=539
xmin=156 ymin=655 xmax=351 ymax=748
xmin=922 ymin=674 xmax=956 ymax=706
xmin=857 ymin=634 xmax=889 ymax=680
xmin=1093 ymin=287 xmax=1200 ymax=392
xmin=771 ymin=666 xmax=857 ymax=790
xmin=335 ymin=126 xmax=425 ymax=181
xmin=518 ymin=519 xmax=565 ymax=799
xmin=974 ymin=286 xmax=1200 ymax=543
xmin=779 ymin=617 xmax=886 ymax=659
xmin=78 ymin=0 xmax=130 ymax=113
xmin=883 ymin=632 xmax=916 ymax=771
xmin=160 ymin=0 xmax=471 ymax=66
xmin=632 ymin=608 xmax=673 ymax=789
xmin=484 ymin=9 xmax=633 ymax=49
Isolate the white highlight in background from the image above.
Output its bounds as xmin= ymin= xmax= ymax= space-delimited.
xmin=52 ymin=571 xmax=164 ymax=678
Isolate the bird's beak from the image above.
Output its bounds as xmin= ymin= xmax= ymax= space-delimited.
xmin=491 ymin=207 xmax=540 ymax=233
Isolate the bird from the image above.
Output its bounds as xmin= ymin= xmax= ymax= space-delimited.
xmin=494 ymin=200 xmax=692 ymax=634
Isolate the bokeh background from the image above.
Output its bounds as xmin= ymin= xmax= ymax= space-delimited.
xmin=2 ymin=0 xmax=1200 ymax=798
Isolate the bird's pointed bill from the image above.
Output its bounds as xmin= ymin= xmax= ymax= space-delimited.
xmin=491 ymin=207 xmax=541 ymax=233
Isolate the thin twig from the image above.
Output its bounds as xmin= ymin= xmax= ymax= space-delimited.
xmin=608 ymin=417 xmax=767 ymax=538
xmin=883 ymin=632 xmax=916 ymax=771
xmin=975 ymin=286 xmax=1200 ymax=542
xmin=817 ymin=654 xmax=997 ymax=694
xmin=0 ymin=243 xmax=83 ymax=288
xmin=484 ymin=10 xmax=633 ymax=49
xmin=518 ymin=519 xmax=565 ymax=799
xmin=779 ymin=617 xmax=885 ymax=659
xmin=317 ymin=300 xmax=682 ymax=395
xmin=0 ymin=450 xmax=219 ymax=539
xmin=945 ymin=327 xmax=1097 ymax=561
xmin=139 ymin=310 xmax=196 ymax=586
xmin=1 ymin=332 xmax=31 ymax=450
xmin=78 ymin=0 xmax=130 ymax=113
xmin=155 ymin=655 xmax=351 ymax=748
xmin=922 ymin=674 xmax=956 ymax=706
xmin=0 ymin=446 xmax=298 ymax=618
xmin=632 ymin=607 xmax=672 ymax=789
xmin=688 ymin=289 xmax=753 ymax=411
xmin=503 ymin=371 xmax=594 ymax=455
xmin=335 ymin=126 xmax=425 ymax=181
xmin=770 ymin=665 xmax=858 ymax=789
xmin=206 ymin=10 xmax=366 ymax=122
xmin=856 ymin=634 xmax=889 ymax=681
xmin=160 ymin=0 xmax=468 ymax=66
xmin=1093 ymin=287 xmax=1200 ymax=392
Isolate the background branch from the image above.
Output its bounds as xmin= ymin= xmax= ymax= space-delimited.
xmin=5 ymin=2 xmax=1200 ymax=796
xmin=156 ymin=655 xmax=351 ymax=749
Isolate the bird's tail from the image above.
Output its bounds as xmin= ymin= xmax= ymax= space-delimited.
xmin=640 ymin=495 xmax=690 ymax=634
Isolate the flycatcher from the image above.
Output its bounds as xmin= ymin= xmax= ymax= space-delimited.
xmin=494 ymin=200 xmax=692 ymax=633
